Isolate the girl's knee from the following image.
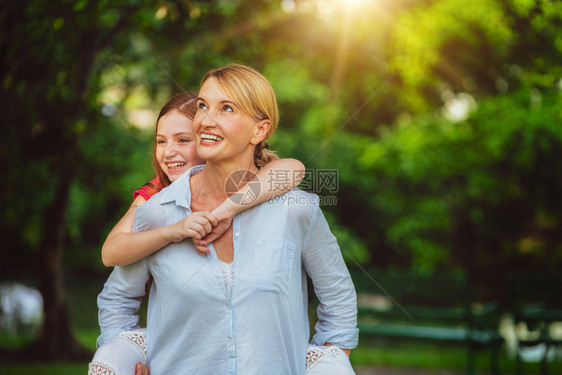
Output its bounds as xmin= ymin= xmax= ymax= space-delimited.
xmin=89 ymin=329 xmax=147 ymax=375
xmin=306 ymin=345 xmax=355 ymax=375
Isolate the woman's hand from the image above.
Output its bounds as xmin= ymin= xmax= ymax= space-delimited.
xmin=192 ymin=206 xmax=234 ymax=254
xmin=135 ymin=363 xmax=149 ymax=375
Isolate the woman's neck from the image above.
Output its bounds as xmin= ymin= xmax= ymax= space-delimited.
xmin=190 ymin=157 xmax=258 ymax=211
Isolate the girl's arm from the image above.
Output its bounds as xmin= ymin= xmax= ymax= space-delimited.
xmin=192 ymin=158 xmax=305 ymax=253
xmin=103 ymin=158 xmax=305 ymax=265
xmin=101 ymin=196 xmax=216 ymax=266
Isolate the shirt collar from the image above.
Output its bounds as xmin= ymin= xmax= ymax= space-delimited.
xmin=159 ymin=164 xmax=205 ymax=209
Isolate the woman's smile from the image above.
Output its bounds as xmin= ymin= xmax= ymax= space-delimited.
xmin=200 ymin=132 xmax=224 ymax=145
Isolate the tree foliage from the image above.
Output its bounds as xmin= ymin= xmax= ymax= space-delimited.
xmin=1 ymin=0 xmax=561 ymax=358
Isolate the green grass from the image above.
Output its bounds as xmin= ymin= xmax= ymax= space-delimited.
xmin=0 ymin=334 xmax=34 ymax=349
xmin=350 ymin=338 xmax=562 ymax=374
xmin=0 ymin=362 xmax=87 ymax=375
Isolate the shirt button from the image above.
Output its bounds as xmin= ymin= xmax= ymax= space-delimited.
xmin=234 ymin=232 xmax=240 ymax=237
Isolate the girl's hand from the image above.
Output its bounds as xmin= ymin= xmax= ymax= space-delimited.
xmin=169 ymin=212 xmax=217 ymax=251
xmin=192 ymin=206 xmax=234 ymax=254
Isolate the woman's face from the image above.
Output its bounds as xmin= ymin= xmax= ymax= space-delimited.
xmin=155 ymin=110 xmax=204 ymax=182
xmin=193 ymin=77 xmax=261 ymax=164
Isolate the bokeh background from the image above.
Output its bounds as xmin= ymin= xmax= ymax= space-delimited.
xmin=1 ymin=0 xmax=561 ymax=373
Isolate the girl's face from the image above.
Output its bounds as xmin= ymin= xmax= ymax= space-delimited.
xmin=193 ymin=77 xmax=266 ymax=164
xmin=155 ymin=110 xmax=204 ymax=182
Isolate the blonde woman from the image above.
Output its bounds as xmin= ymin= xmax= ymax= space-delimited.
xmin=96 ymin=64 xmax=358 ymax=374
xmin=89 ymin=93 xmax=305 ymax=375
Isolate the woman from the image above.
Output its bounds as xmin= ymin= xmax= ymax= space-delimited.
xmin=96 ymin=64 xmax=358 ymax=374
xmin=89 ymin=92 xmax=305 ymax=375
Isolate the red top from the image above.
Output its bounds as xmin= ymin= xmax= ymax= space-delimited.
xmin=133 ymin=177 xmax=162 ymax=201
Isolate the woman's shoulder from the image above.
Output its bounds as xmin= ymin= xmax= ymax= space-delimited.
xmin=133 ymin=187 xmax=173 ymax=232
xmin=134 ymin=173 xmax=192 ymax=231
xmin=271 ymin=188 xmax=321 ymax=220
xmin=284 ymin=188 xmax=318 ymax=203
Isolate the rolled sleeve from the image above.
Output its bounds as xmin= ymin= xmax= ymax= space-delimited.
xmin=96 ymin=184 xmax=162 ymax=348
xmin=96 ymin=260 xmax=150 ymax=348
xmin=302 ymin=203 xmax=359 ymax=349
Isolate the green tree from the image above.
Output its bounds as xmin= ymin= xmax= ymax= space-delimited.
xmin=0 ymin=0 xmax=160 ymax=360
xmin=2 ymin=0 xmax=562 ymax=359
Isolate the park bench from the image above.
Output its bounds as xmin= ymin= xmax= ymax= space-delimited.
xmin=507 ymin=271 xmax=562 ymax=375
xmin=350 ymin=267 xmax=503 ymax=375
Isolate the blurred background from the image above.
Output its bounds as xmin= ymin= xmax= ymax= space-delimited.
xmin=1 ymin=0 xmax=561 ymax=373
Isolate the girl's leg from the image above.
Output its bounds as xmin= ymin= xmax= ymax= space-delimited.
xmin=305 ymin=344 xmax=356 ymax=375
xmin=89 ymin=328 xmax=147 ymax=375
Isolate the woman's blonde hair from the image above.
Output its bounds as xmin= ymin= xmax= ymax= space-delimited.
xmin=201 ymin=64 xmax=279 ymax=167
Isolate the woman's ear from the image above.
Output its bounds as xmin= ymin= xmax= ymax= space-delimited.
xmin=251 ymin=119 xmax=271 ymax=145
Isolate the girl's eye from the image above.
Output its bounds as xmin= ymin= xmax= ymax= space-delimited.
xmin=179 ymin=138 xmax=190 ymax=143
xmin=157 ymin=139 xmax=166 ymax=145
xmin=198 ymin=102 xmax=208 ymax=111
xmin=223 ymin=105 xmax=233 ymax=112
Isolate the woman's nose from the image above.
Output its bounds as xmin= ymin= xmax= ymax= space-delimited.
xmin=200 ymin=110 xmax=218 ymax=128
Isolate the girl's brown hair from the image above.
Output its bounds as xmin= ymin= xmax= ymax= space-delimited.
xmin=151 ymin=93 xmax=198 ymax=189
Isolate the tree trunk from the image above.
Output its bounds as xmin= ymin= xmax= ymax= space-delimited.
xmin=0 ymin=3 xmax=142 ymax=362
xmin=29 ymin=140 xmax=92 ymax=361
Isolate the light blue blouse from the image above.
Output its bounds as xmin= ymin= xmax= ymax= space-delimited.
xmin=97 ymin=165 xmax=358 ymax=374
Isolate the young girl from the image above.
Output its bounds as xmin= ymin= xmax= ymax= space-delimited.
xmin=89 ymin=92 xmax=306 ymax=375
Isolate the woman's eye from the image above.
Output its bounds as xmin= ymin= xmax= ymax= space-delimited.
xmin=179 ymin=138 xmax=190 ymax=143
xmin=223 ymin=105 xmax=233 ymax=112
xmin=198 ymin=102 xmax=208 ymax=110
xmin=157 ymin=139 xmax=166 ymax=145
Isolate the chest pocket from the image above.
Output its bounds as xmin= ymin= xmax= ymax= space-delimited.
xmin=252 ymin=238 xmax=297 ymax=296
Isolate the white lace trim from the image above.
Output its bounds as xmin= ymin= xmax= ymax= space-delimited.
xmin=306 ymin=345 xmax=347 ymax=370
xmin=219 ymin=260 xmax=234 ymax=298
xmin=88 ymin=360 xmax=119 ymax=375
xmin=116 ymin=328 xmax=148 ymax=363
